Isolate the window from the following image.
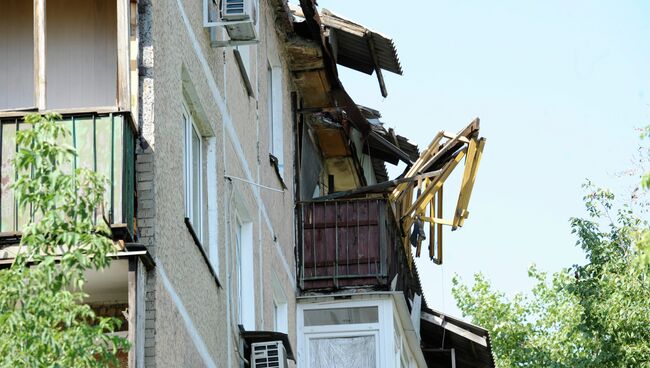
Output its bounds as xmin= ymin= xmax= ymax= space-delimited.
xmin=235 ymin=215 xmax=255 ymax=330
xmin=267 ymin=62 xmax=284 ymax=176
xmin=0 ymin=0 xmax=120 ymax=110
xmin=271 ymin=274 xmax=288 ymax=333
xmin=304 ymin=307 xmax=378 ymax=326
xmin=300 ymin=302 xmax=382 ymax=368
xmin=309 ymin=334 xmax=377 ymax=368
xmin=46 ymin=0 xmax=117 ymax=109
xmin=0 ymin=0 xmax=34 ymax=110
xmin=183 ymin=103 xmax=203 ymax=243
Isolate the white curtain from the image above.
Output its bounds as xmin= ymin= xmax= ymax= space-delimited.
xmin=309 ymin=335 xmax=376 ymax=368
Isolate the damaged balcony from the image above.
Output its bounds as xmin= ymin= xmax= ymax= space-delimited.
xmin=0 ymin=111 xmax=137 ymax=242
xmin=297 ymin=119 xmax=486 ymax=292
xmin=298 ymin=197 xmax=413 ymax=292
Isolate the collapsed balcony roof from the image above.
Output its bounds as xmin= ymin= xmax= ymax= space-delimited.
xmin=420 ymin=307 xmax=496 ymax=368
xmin=359 ymin=105 xmax=419 ymax=166
xmin=319 ymin=9 xmax=403 ymax=76
xmin=289 ymin=0 xmax=409 ymax=157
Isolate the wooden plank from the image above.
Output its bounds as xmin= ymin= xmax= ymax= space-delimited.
xmin=34 ymin=0 xmax=46 ymax=110
xmin=419 ymin=216 xmax=454 ymax=227
xmin=117 ymin=0 xmax=130 ymax=110
xmin=403 ymin=149 xmax=466 ymax=218
xmin=312 ymin=169 xmax=442 ymax=201
xmin=436 ymin=187 xmax=443 ymax=265
xmin=391 ymin=131 xmax=444 ymax=201
xmin=429 ymin=198 xmax=435 ymax=260
xmin=442 ymin=131 xmax=470 ymax=143
xmin=365 ymin=32 xmax=388 ymax=97
xmin=458 ymin=138 xmax=486 ymax=227
xmin=453 ymin=138 xmax=477 ymax=228
xmin=419 ymin=118 xmax=479 ymax=173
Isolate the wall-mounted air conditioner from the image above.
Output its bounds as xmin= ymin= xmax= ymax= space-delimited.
xmin=203 ymin=0 xmax=258 ymax=47
xmin=251 ymin=341 xmax=288 ymax=368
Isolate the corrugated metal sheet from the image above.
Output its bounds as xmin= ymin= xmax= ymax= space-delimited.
xmin=320 ymin=9 xmax=403 ymax=76
xmin=421 ymin=308 xmax=496 ymax=368
xmin=300 ymin=198 xmax=388 ymax=290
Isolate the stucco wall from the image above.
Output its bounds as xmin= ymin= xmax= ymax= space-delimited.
xmin=138 ymin=0 xmax=298 ymax=366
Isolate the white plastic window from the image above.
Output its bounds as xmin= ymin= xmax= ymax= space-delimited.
xmin=304 ymin=307 xmax=378 ymax=326
xmin=236 ymin=215 xmax=255 ymax=330
xmin=272 ymin=274 xmax=288 ymax=333
xmin=309 ymin=335 xmax=377 ymax=368
xmin=183 ymin=103 xmax=203 ymax=243
xmin=267 ymin=61 xmax=284 ymax=175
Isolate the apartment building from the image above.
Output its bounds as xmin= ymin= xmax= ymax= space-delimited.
xmin=1 ymin=0 xmax=298 ymax=366
xmin=0 ymin=0 xmax=494 ymax=367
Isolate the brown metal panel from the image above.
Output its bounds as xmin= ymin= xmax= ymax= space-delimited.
xmin=300 ymin=198 xmax=390 ymax=290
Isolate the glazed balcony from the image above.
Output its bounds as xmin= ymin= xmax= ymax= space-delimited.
xmin=0 ymin=111 xmax=137 ymax=241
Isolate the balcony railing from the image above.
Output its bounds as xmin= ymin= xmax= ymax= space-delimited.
xmin=0 ymin=111 xmax=136 ymax=241
xmin=298 ymin=197 xmax=411 ymax=291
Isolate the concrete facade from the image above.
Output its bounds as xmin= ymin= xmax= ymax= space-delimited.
xmin=137 ymin=0 xmax=297 ymax=367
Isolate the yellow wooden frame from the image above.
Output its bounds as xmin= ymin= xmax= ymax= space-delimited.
xmin=390 ymin=118 xmax=485 ymax=266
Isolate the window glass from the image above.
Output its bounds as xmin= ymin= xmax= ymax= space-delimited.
xmin=267 ymin=62 xmax=283 ymax=175
xmin=191 ymin=126 xmax=201 ymax=231
xmin=304 ymin=307 xmax=378 ymax=326
xmin=267 ymin=63 xmax=274 ymax=154
xmin=236 ymin=219 xmax=243 ymax=323
xmin=309 ymin=335 xmax=376 ymax=368
xmin=0 ymin=0 xmax=34 ymax=109
xmin=183 ymin=105 xmax=203 ymax=242
xmin=46 ymin=0 xmax=117 ymax=109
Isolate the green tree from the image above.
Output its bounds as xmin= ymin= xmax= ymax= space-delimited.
xmin=452 ymin=183 xmax=650 ymax=368
xmin=0 ymin=113 xmax=129 ymax=367
xmin=639 ymin=125 xmax=650 ymax=265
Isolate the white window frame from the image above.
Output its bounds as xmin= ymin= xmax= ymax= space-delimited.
xmin=267 ymin=60 xmax=284 ymax=176
xmin=183 ymin=102 xmax=204 ymax=243
xmin=298 ymin=299 xmax=395 ymax=368
xmin=235 ymin=212 xmax=255 ymax=330
xmin=305 ymin=330 xmax=380 ymax=368
xmin=2 ymin=0 xmax=132 ymax=111
xmin=271 ymin=273 xmax=288 ymax=333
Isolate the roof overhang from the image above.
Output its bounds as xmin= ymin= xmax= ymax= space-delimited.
xmin=420 ymin=308 xmax=495 ymax=368
xmin=320 ymin=9 xmax=402 ymax=76
xmin=240 ymin=329 xmax=296 ymax=362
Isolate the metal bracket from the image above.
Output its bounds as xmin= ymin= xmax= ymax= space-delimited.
xmin=208 ymin=26 xmax=259 ymax=48
xmin=210 ymin=38 xmax=260 ymax=48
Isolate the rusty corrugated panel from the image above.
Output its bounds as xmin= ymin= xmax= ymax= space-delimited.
xmin=321 ymin=9 xmax=402 ymax=76
xmin=301 ymin=199 xmax=386 ymax=290
xmin=371 ymin=157 xmax=388 ymax=183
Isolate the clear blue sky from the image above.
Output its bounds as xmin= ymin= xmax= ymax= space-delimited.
xmin=315 ymin=0 xmax=650 ymax=317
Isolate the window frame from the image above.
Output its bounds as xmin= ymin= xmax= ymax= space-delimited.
xmin=267 ymin=60 xmax=284 ymax=177
xmin=305 ymin=330 xmax=380 ymax=368
xmin=271 ymin=273 xmax=288 ymax=333
xmin=298 ymin=299 xmax=389 ymax=368
xmin=0 ymin=0 xmax=132 ymax=112
xmin=183 ymin=101 xmax=204 ymax=244
xmin=235 ymin=211 xmax=255 ymax=331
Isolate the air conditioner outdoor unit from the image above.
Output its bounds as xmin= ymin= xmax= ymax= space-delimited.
xmin=221 ymin=0 xmax=257 ymax=41
xmin=251 ymin=341 xmax=288 ymax=368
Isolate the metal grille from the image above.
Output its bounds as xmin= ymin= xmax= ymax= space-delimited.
xmin=251 ymin=341 xmax=286 ymax=368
